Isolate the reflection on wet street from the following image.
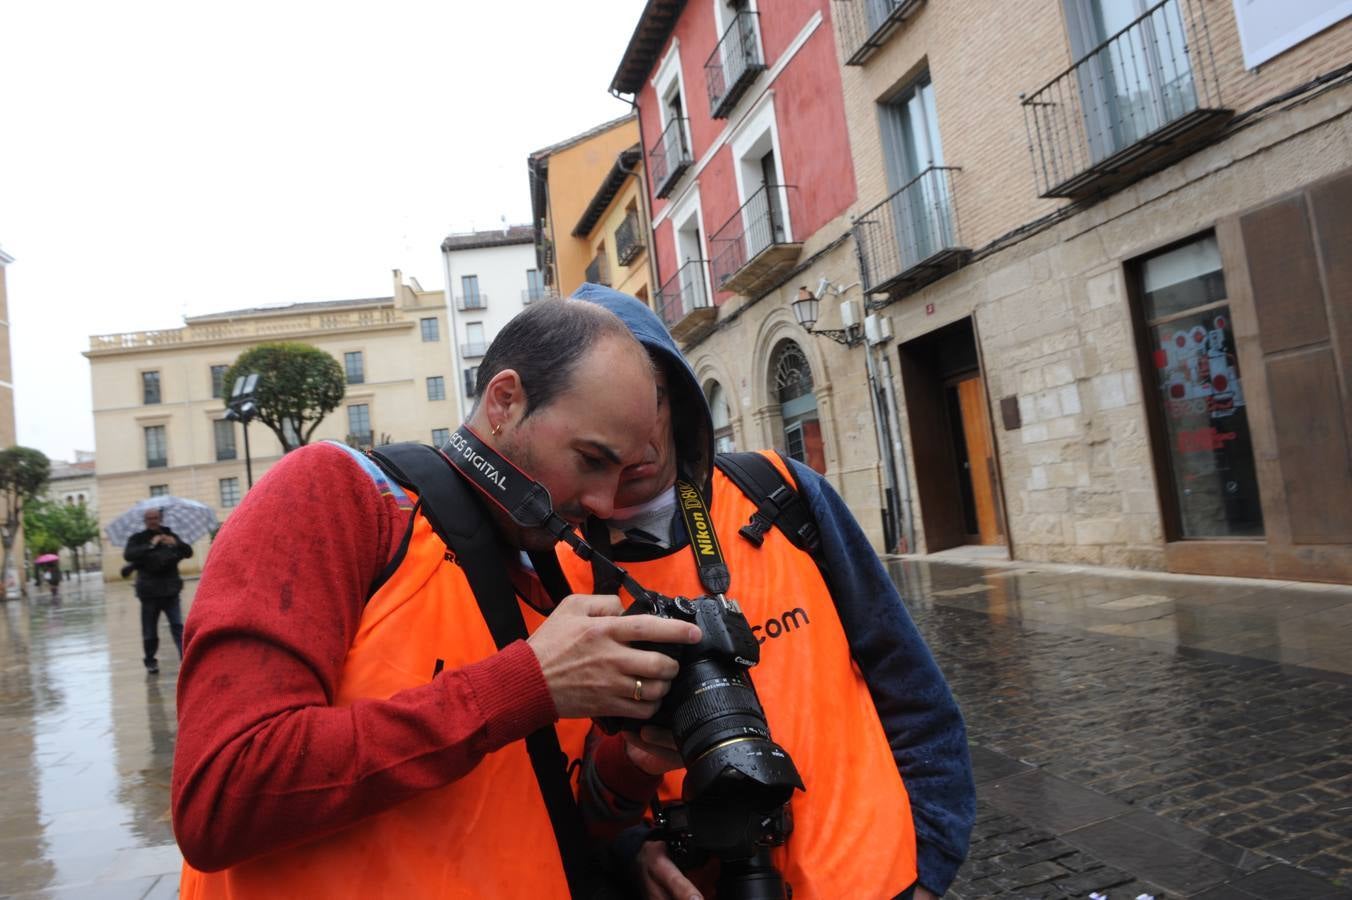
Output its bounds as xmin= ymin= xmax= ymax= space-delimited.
xmin=893 ymin=558 xmax=1352 ymax=898
xmin=1 ymin=576 xmax=187 ymax=899
xmin=1 ymin=559 xmax=1350 ymax=898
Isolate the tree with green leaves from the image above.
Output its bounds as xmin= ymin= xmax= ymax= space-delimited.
xmin=222 ymin=342 xmax=346 ymax=453
xmin=22 ymin=500 xmax=62 ymax=557
xmin=44 ymin=501 xmax=100 ymax=573
xmin=0 ymin=446 xmax=52 ymax=598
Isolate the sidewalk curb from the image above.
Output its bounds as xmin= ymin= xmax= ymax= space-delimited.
xmin=885 ymin=552 xmax=1352 ymax=596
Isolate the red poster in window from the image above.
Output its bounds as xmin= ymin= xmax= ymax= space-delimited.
xmin=801 ymin=419 xmax=827 ymax=475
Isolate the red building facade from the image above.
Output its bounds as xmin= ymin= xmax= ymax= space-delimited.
xmin=614 ymin=0 xmax=857 ymax=342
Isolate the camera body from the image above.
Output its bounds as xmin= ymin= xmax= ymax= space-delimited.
xmin=603 ymin=591 xmax=803 ymax=876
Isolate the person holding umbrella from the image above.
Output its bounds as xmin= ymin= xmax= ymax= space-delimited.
xmin=124 ymin=507 xmax=193 ymax=674
xmin=34 ymin=553 xmax=61 ymax=601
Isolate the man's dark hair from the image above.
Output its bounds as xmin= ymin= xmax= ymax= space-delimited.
xmin=473 ymin=299 xmax=640 ymax=417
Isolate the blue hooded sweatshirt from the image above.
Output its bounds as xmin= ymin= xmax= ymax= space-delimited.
xmin=570 ymin=283 xmax=974 ymax=894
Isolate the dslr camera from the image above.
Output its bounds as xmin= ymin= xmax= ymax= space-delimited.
xmin=602 ymin=591 xmax=804 ymax=900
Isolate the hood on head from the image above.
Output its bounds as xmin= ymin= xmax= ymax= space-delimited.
xmin=570 ymin=282 xmax=714 ymax=496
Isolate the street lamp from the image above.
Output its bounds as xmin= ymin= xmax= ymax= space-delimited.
xmin=791 ymin=285 xmax=863 ymax=347
xmin=224 ymin=373 xmax=260 ymax=488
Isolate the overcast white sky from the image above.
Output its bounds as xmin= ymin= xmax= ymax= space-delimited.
xmin=0 ymin=0 xmax=642 ymax=462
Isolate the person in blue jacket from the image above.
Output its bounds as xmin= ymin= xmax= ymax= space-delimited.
xmin=567 ymin=284 xmax=974 ymax=899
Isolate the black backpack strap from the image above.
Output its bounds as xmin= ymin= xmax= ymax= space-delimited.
xmin=527 ymin=547 xmax=574 ymax=606
xmin=714 ymin=451 xmax=823 ymax=563
xmin=367 ymin=442 xmax=606 ymax=899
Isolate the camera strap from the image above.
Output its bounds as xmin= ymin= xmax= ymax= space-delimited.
xmin=441 ymin=425 xmax=658 ymax=605
xmin=674 ymin=478 xmax=731 ymax=597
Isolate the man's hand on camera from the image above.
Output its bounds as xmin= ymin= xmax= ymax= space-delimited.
xmin=623 ymin=726 xmax=683 ymax=776
xmin=527 ymin=594 xmax=701 ymax=720
xmin=636 ymin=840 xmax=701 ymax=900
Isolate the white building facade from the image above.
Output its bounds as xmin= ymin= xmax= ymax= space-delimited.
xmin=440 ymin=226 xmax=552 ymax=414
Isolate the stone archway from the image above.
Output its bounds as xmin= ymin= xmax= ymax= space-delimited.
xmin=768 ymin=339 xmax=826 ymax=473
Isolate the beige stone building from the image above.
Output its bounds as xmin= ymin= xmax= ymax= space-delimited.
xmin=0 ymin=246 xmax=14 ymax=451
xmin=0 ymin=246 xmax=23 ymax=596
xmin=85 ymin=272 xmax=453 ymax=579
xmin=827 ymin=0 xmax=1352 ymax=581
xmin=45 ymin=452 xmax=100 ymax=573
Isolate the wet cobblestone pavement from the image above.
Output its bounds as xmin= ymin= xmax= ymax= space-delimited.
xmin=1 ymin=577 xmax=184 ymax=899
xmin=2 ymin=560 xmax=1351 ymax=898
xmin=895 ymin=558 xmax=1352 ymax=899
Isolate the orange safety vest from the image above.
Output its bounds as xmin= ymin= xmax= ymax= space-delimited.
xmin=556 ymin=453 xmax=918 ymax=899
xmin=180 ymin=497 xmax=572 ymax=900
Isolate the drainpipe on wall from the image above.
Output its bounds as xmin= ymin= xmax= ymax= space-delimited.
xmin=612 ymin=90 xmax=662 ymax=305
xmin=879 ymin=349 xmax=916 ymax=554
xmin=861 ymin=339 xmax=895 ymax=544
xmin=862 ymin=329 xmax=913 ymax=554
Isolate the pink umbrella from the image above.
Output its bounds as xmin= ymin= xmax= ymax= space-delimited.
xmin=34 ymin=553 xmax=59 ymax=564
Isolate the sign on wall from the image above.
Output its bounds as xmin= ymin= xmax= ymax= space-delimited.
xmin=1232 ymin=0 xmax=1352 ymax=69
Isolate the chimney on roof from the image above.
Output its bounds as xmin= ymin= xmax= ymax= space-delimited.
xmin=501 ymin=215 xmax=509 ymax=235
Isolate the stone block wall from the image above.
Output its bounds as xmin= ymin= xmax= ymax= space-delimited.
xmin=880 ymin=80 xmax=1351 ymax=569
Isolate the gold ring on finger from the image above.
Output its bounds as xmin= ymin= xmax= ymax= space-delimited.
xmin=633 ymin=679 xmax=644 ymax=702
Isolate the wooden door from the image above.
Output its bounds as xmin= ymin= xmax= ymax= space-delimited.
xmin=956 ymin=375 xmax=1003 ymax=544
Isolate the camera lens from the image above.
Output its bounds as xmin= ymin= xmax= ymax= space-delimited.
xmin=668 ymin=659 xmax=801 ymax=814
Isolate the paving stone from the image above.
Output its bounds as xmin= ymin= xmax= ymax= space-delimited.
xmin=896 ymin=559 xmax=1352 ymax=892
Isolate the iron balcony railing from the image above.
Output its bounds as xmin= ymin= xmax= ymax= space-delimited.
xmin=615 ymin=210 xmax=645 ymax=266
xmin=1022 ymin=0 xmax=1227 ymax=199
xmin=456 ymin=294 xmax=487 ymax=311
xmin=649 ymin=117 xmax=693 ymax=199
xmin=709 ymin=184 xmax=796 ymax=290
xmin=521 ymin=287 xmax=556 ymax=304
xmin=853 ymin=166 xmax=968 ymax=296
xmin=346 ymin=431 xmax=375 ymax=449
xmin=585 ymin=251 xmax=611 ymax=286
xmin=657 ymin=259 xmax=711 ymax=331
xmin=706 ymin=11 xmax=766 ymax=118
xmin=460 ymin=341 xmax=488 ymax=358
xmin=833 ymin=0 xmax=924 ymax=66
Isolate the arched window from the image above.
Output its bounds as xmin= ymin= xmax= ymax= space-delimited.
xmin=706 ymin=381 xmax=735 ymax=453
xmin=769 ymin=340 xmax=825 ymax=473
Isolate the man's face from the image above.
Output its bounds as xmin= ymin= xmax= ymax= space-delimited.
xmin=614 ymin=365 xmax=677 ymax=510
xmin=496 ymin=334 xmax=658 ymax=550
xmin=144 ymin=510 xmax=162 ymax=531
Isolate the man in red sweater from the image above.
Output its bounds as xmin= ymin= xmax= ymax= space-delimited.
xmin=171 ymin=300 xmax=701 ymax=896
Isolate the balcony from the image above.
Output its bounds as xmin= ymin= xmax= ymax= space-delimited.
xmin=346 ymin=432 xmax=375 ymax=450
xmin=521 ymin=287 xmax=557 ymax=305
xmin=456 ymin=294 xmax=487 ymax=311
xmin=834 ymin=0 xmax=924 ymax=66
xmin=649 ymin=117 xmax=693 ymax=199
xmin=583 ymin=250 xmax=609 ymax=286
xmin=706 ymin=11 xmax=766 ymax=118
xmin=709 ymin=184 xmax=802 ymax=297
xmin=615 ymin=210 xmax=645 ymax=266
xmin=460 ymin=341 xmax=488 ymax=359
xmin=1022 ymin=0 xmax=1230 ymax=199
xmin=657 ymin=260 xmax=716 ymax=344
xmin=853 ymin=166 xmax=969 ymax=298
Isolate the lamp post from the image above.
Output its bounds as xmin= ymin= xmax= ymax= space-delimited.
xmin=224 ymin=373 xmax=260 ymax=489
xmin=790 ymin=285 xmax=863 ymax=347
